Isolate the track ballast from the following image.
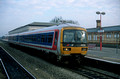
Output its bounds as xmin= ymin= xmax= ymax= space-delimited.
xmin=0 ymin=46 xmax=36 ymax=79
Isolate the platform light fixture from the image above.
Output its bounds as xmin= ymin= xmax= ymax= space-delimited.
xmin=96 ymin=11 xmax=106 ymax=51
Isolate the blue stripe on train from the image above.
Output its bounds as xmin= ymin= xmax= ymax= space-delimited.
xmin=18 ymin=32 xmax=54 ymax=46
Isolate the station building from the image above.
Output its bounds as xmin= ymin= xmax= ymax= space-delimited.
xmin=87 ymin=21 xmax=120 ymax=47
xmin=9 ymin=22 xmax=57 ymax=35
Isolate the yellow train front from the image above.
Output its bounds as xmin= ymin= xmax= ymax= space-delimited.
xmin=58 ymin=26 xmax=88 ymax=63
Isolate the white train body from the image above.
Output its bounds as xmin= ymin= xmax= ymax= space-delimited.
xmin=7 ymin=24 xmax=88 ymax=61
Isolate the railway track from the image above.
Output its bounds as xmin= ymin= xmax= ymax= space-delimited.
xmin=62 ymin=58 xmax=120 ymax=79
xmin=1 ymin=42 xmax=119 ymax=79
xmin=0 ymin=46 xmax=36 ymax=79
xmin=68 ymin=65 xmax=120 ymax=79
xmin=0 ymin=58 xmax=9 ymax=79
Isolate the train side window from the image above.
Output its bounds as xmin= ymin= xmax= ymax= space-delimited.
xmin=54 ymin=31 xmax=58 ymax=45
xmin=41 ymin=34 xmax=46 ymax=43
xmin=32 ymin=34 xmax=36 ymax=42
xmin=36 ymin=34 xmax=41 ymax=43
xmin=47 ymin=33 xmax=53 ymax=43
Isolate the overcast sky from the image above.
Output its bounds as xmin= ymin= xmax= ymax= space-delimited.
xmin=0 ymin=0 xmax=120 ymax=36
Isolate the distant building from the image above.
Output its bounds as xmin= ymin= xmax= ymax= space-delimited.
xmin=9 ymin=22 xmax=58 ymax=35
xmin=87 ymin=25 xmax=120 ymax=47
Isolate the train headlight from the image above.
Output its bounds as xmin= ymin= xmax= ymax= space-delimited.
xmin=63 ymin=48 xmax=71 ymax=51
xmin=82 ymin=48 xmax=87 ymax=51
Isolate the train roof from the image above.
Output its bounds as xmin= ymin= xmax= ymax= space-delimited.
xmin=9 ymin=24 xmax=84 ymax=36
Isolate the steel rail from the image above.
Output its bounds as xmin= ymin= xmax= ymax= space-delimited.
xmin=0 ymin=46 xmax=36 ymax=79
xmin=0 ymin=58 xmax=10 ymax=79
xmin=64 ymin=65 xmax=119 ymax=79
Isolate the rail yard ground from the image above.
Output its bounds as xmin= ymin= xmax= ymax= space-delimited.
xmin=0 ymin=41 xmax=88 ymax=79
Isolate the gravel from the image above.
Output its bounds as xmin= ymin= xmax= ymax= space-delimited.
xmin=0 ymin=41 xmax=88 ymax=79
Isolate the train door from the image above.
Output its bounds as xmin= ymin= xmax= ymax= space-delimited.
xmin=53 ymin=30 xmax=59 ymax=50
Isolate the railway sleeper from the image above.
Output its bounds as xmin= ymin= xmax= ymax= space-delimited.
xmin=59 ymin=54 xmax=85 ymax=65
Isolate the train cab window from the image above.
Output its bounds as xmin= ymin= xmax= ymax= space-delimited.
xmin=63 ymin=30 xmax=87 ymax=43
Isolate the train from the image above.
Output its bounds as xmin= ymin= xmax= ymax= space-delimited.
xmin=3 ymin=24 xmax=88 ymax=63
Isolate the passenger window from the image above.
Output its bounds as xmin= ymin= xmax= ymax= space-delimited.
xmin=48 ymin=34 xmax=53 ymax=43
xmin=41 ymin=35 xmax=45 ymax=42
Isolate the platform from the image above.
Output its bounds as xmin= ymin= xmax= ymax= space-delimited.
xmin=86 ymin=47 xmax=120 ymax=63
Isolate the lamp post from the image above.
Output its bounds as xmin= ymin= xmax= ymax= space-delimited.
xmin=96 ymin=11 xmax=105 ymax=51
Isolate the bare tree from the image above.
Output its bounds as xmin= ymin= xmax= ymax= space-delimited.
xmin=50 ymin=16 xmax=79 ymax=25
